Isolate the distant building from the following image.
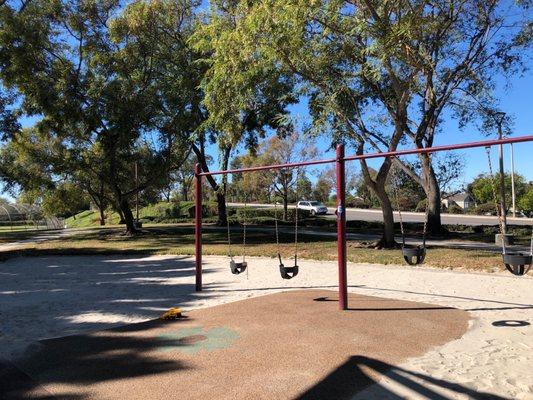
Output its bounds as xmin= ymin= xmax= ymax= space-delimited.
xmin=442 ymin=193 xmax=474 ymax=210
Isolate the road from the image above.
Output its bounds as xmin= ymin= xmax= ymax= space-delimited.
xmin=228 ymin=203 xmax=533 ymax=226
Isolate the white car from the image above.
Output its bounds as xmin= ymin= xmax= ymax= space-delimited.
xmin=297 ymin=201 xmax=328 ymax=216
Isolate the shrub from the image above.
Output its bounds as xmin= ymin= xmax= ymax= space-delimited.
xmin=346 ymin=196 xmax=369 ymax=208
xmin=446 ymin=204 xmax=464 ymax=214
xmin=231 ymin=207 xmax=310 ymax=224
xmin=415 ymin=199 xmax=428 ymax=212
xmin=471 ymin=203 xmax=497 ymax=216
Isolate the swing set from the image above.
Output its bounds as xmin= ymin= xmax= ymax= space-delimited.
xmin=194 ymin=135 xmax=533 ymax=310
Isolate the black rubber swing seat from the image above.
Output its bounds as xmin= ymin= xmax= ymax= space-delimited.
xmin=279 ymin=263 xmax=299 ymax=279
xmin=402 ymin=245 xmax=426 ymax=266
xmin=230 ymin=260 xmax=247 ymax=275
xmin=502 ymin=253 xmax=532 ymax=276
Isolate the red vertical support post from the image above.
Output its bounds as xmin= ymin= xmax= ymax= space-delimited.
xmin=194 ymin=163 xmax=202 ymax=291
xmin=336 ymin=143 xmax=348 ymax=310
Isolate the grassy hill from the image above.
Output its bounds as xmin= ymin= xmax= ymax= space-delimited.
xmin=64 ymin=201 xmax=214 ymax=228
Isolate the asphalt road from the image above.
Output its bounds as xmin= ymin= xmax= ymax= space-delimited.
xmin=228 ymin=203 xmax=533 ymax=226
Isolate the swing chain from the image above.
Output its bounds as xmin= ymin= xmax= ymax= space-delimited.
xmin=226 ymin=189 xmax=233 ymax=261
xmin=421 ymin=153 xmax=431 ymax=247
xmin=392 ymin=155 xmax=430 ymax=248
xmin=274 ymin=194 xmax=281 ymax=257
xmin=242 ymin=195 xmax=247 ymax=263
xmin=485 ymin=146 xmax=507 ymax=253
xmin=527 ymin=214 xmax=533 ymax=256
xmin=392 ymin=173 xmax=406 ymax=247
xmin=294 ymin=168 xmax=299 ymax=265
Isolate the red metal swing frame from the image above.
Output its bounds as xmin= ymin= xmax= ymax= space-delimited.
xmin=194 ymin=135 xmax=533 ymax=310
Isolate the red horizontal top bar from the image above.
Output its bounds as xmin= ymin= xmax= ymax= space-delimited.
xmin=343 ymin=135 xmax=533 ymax=162
xmin=198 ymin=135 xmax=533 ymax=176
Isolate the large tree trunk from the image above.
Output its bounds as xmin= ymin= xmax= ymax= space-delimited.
xmin=216 ymin=192 xmax=227 ymax=226
xmin=191 ymin=142 xmax=229 ymax=226
xmin=181 ymin=184 xmax=188 ymax=201
xmin=359 ymin=150 xmax=397 ymax=248
xmin=99 ymin=207 xmax=106 ymax=226
xmin=372 ymin=183 xmax=396 ymax=248
xmin=420 ymin=153 xmax=444 ymax=233
xmin=283 ymin=192 xmax=288 ymax=221
xmin=119 ymin=198 xmax=137 ymax=234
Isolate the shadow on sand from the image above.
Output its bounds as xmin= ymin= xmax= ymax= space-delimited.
xmin=296 ymin=355 xmax=508 ymax=400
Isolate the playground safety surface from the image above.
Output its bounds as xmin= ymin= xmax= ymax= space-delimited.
xmin=1 ymin=289 xmax=469 ymax=400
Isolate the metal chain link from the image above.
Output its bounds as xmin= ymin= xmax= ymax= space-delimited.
xmin=485 ymin=146 xmax=506 ymax=253
xmin=242 ymin=195 xmax=247 ymax=263
xmin=242 ymin=194 xmax=248 ymax=279
xmin=274 ymin=195 xmax=281 ymax=256
xmin=294 ymin=168 xmax=299 ymax=265
xmin=226 ymin=199 xmax=233 ymax=261
xmin=528 ymin=207 xmax=533 ymax=256
xmin=421 ymin=154 xmax=431 ymax=247
xmin=392 ymin=174 xmax=406 ymax=247
xmin=392 ymin=155 xmax=430 ymax=247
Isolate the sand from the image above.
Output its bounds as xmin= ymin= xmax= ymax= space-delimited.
xmin=1 ymin=254 xmax=532 ymax=399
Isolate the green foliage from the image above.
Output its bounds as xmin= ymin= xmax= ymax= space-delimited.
xmin=415 ymin=199 xmax=428 ymax=212
xmin=41 ymin=183 xmax=90 ymax=218
xmin=65 ymin=210 xmax=119 ymax=229
xmin=518 ymin=186 xmax=533 ymax=214
xmin=0 ymin=0 xmax=197 ymax=232
xmin=446 ymin=204 xmax=464 ymax=215
xmin=470 ymin=203 xmax=498 ymax=216
xmin=230 ymin=207 xmax=310 ymax=224
xmin=469 ymin=173 xmax=527 ymax=208
xmin=64 ymin=200 xmax=219 ymax=228
xmin=345 ymin=195 xmax=369 ymax=209
xmin=312 ymin=178 xmax=331 ymax=203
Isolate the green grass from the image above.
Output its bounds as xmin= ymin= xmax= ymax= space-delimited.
xmin=64 ymin=201 xmax=217 ymax=228
xmin=0 ymin=224 xmax=508 ymax=273
xmin=0 ymin=225 xmax=43 ymax=233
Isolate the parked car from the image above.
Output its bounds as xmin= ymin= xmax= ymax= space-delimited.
xmin=297 ymin=201 xmax=328 ymax=216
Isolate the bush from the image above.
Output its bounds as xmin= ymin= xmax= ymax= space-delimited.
xmin=346 ymin=196 xmax=369 ymax=208
xmin=230 ymin=207 xmax=310 ymax=224
xmin=471 ymin=203 xmax=497 ymax=216
xmin=179 ymin=201 xmax=217 ymax=218
xmin=415 ymin=199 xmax=428 ymax=212
xmin=138 ymin=202 xmax=181 ymax=223
xmin=446 ymin=204 xmax=464 ymax=214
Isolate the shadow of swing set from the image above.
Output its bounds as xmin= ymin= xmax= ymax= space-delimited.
xmin=194 ymin=136 xmax=533 ymax=310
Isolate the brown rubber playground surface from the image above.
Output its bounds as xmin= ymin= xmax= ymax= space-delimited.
xmin=1 ymin=290 xmax=469 ymax=400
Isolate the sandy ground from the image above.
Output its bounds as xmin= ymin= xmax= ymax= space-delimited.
xmin=1 ymin=254 xmax=532 ymax=399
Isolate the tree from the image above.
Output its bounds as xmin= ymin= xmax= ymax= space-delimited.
xmin=41 ymin=182 xmax=90 ymax=218
xmin=196 ymin=0 xmax=532 ymax=247
xmin=0 ymin=1 xmax=194 ymax=233
xmin=518 ymin=185 xmax=533 ymax=215
xmin=469 ymin=173 xmax=527 ymax=209
xmin=313 ymin=177 xmax=332 ymax=204
xmin=259 ymin=133 xmax=317 ymax=220
xmin=310 ymin=168 xmax=334 ymax=204
xmin=295 ymin=173 xmax=312 ymax=203
xmin=0 ymin=88 xmax=19 ymax=140
xmin=352 ymin=1 xmax=532 ymax=233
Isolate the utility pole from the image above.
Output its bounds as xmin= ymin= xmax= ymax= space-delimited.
xmin=510 ymin=142 xmax=516 ymax=218
xmin=494 ymin=111 xmax=507 ymax=233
